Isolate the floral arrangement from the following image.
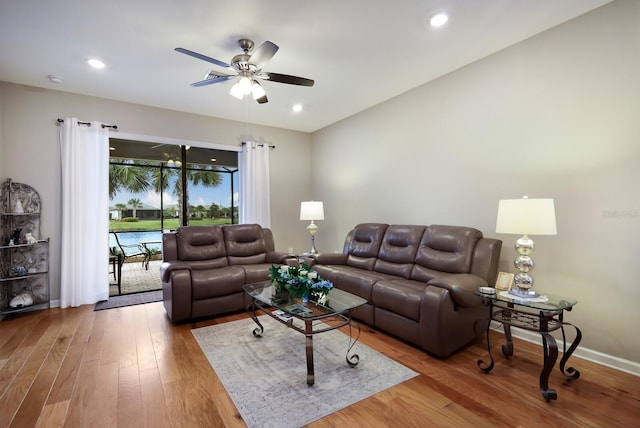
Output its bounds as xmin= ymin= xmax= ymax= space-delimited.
xmin=268 ymin=263 xmax=333 ymax=303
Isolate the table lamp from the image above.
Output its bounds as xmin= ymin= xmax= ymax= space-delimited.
xmin=300 ymin=201 xmax=324 ymax=255
xmin=495 ymin=196 xmax=557 ymax=297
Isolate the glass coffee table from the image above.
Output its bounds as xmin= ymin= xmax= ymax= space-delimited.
xmin=244 ymin=280 xmax=367 ymax=385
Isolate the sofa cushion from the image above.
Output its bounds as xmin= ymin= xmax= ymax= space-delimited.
xmin=326 ymin=266 xmax=389 ymax=301
xmin=413 ymin=225 xmax=482 ymax=279
xmin=224 ymin=224 xmax=268 ymax=265
xmin=371 ymin=279 xmax=427 ymax=322
xmin=345 ymin=223 xmax=388 ymax=270
xmin=374 ymin=224 xmax=426 ymax=279
xmin=191 ymin=266 xmax=245 ymax=300
xmin=176 ymin=225 xmax=227 ymax=262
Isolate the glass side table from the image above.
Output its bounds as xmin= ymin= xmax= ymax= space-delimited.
xmin=475 ymin=290 xmax=582 ymax=401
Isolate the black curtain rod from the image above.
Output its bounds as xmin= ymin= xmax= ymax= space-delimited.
xmin=241 ymin=141 xmax=275 ymax=149
xmin=56 ymin=118 xmax=118 ymax=130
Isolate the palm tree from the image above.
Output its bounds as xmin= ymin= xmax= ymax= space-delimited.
xmin=128 ymin=198 xmax=143 ymax=218
xmin=109 ymin=157 xmax=223 ymax=225
xmin=109 ymin=161 xmax=151 ymax=199
xmin=115 ymin=203 xmax=127 ymax=220
xmin=194 ymin=205 xmax=206 ymax=219
xmin=148 ymin=165 xmax=222 ymax=225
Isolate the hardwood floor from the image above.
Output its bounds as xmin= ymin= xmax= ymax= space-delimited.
xmin=0 ymin=303 xmax=638 ymax=428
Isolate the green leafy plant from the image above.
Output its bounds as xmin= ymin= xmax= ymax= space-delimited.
xmin=268 ymin=263 xmax=333 ymax=301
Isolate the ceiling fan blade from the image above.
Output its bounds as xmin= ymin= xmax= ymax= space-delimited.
xmin=261 ymin=72 xmax=314 ymax=87
xmin=249 ymin=41 xmax=279 ymax=70
xmin=190 ymin=75 xmax=233 ymax=87
xmin=255 ymin=94 xmax=268 ymax=104
xmin=175 ymin=47 xmax=234 ymax=72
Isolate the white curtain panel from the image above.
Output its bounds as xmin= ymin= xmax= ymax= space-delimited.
xmin=59 ymin=118 xmax=110 ymax=307
xmin=239 ymin=142 xmax=271 ymax=227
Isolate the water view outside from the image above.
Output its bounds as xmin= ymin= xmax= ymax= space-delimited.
xmin=110 ymin=230 xmax=163 ymax=254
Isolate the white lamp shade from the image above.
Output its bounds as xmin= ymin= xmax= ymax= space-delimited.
xmin=252 ymin=81 xmax=266 ymax=99
xmin=496 ymin=198 xmax=557 ymax=235
xmin=229 ymin=82 xmax=244 ymax=99
xmin=300 ymin=201 xmax=324 ymax=221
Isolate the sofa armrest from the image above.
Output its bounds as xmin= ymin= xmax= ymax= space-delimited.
xmin=265 ymin=252 xmax=297 ymax=264
xmin=160 ymin=261 xmax=192 ymax=283
xmin=311 ymin=252 xmax=348 ymax=265
xmin=427 ymin=274 xmax=487 ymax=307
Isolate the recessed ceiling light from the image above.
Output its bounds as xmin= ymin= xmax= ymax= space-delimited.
xmin=292 ymin=104 xmax=303 ymax=113
xmin=48 ymin=75 xmax=63 ymax=84
xmin=430 ymin=13 xmax=449 ymax=27
xmin=210 ymin=158 xmax=217 ymax=162
xmin=109 ymin=146 xmax=115 ymax=151
xmin=87 ymin=58 xmax=105 ymax=69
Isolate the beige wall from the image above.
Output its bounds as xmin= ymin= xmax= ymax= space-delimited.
xmin=312 ymin=0 xmax=640 ymax=365
xmin=0 ymin=83 xmax=313 ymax=303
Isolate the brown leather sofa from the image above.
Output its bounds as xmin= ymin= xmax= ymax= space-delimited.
xmin=310 ymin=223 xmax=502 ymax=357
xmin=160 ymin=224 xmax=292 ymax=322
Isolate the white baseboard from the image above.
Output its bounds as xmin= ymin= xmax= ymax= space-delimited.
xmin=489 ymin=322 xmax=640 ymax=377
xmin=50 ymin=300 xmax=61 ymax=308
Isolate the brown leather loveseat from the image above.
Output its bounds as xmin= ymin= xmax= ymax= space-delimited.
xmin=160 ymin=224 xmax=292 ymax=322
xmin=310 ymin=223 xmax=502 ymax=357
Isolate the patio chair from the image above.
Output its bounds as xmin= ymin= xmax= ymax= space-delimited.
xmin=109 ymin=231 xmax=147 ymax=268
xmin=109 ymin=252 xmax=123 ymax=295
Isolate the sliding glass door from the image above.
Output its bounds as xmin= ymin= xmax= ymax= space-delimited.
xmin=108 ymin=139 xmax=238 ymax=295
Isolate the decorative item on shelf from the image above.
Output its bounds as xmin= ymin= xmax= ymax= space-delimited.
xmin=25 ymin=233 xmax=38 ymax=245
xmin=6 ymin=228 xmax=22 ymax=246
xmin=495 ymin=196 xmax=557 ymax=298
xmin=300 ymin=201 xmax=324 ymax=255
xmin=14 ymin=198 xmax=24 ymax=213
xmin=9 ymin=292 xmax=34 ymax=308
xmin=268 ymin=263 xmax=333 ymax=304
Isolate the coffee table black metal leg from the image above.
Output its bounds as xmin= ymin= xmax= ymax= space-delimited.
xmin=346 ymin=318 xmax=361 ymax=367
xmin=540 ymin=332 xmax=559 ymax=401
xmin=305 ymin=320 xmax=314 ymax=385
xmin=246 ymin=302 xmax=264 ymax=337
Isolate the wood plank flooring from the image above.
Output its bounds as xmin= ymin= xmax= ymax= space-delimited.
xmin=0 ymin=302 xmax=638 ymax=427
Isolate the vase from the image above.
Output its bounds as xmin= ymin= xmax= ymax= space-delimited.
xmin=301 ymin=292 xmax=309 ymax=304
xmin=272 ymin=290 xmax=290 ymax=304
xmin=14 ymin=198 xmax=24 ymax=213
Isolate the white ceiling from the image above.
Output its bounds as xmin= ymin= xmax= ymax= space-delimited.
xmin=0 ymin=0 xmax=611 ymax=133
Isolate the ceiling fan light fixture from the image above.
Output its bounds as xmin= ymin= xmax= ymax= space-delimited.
xmin=230 ymin=73 xmax=253 ymax=99
xmin=252 ymin=81 xmax=266 ymax=100
xmin=240 ymin=75 xmax=253 ymax=95
xmin=230 ymin=81 xmax=245 ymax=99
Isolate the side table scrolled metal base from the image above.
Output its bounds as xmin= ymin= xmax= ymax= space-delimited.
xmin=476 ymin=292 xmax=582 ymax=401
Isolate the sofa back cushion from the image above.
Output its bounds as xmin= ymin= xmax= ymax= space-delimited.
xmin=176 ymin=226 xmax=228 ymax=267
xmin=223 ymin=224 xmax=268 ymax=265
xmin=374 ymin=225 xmax=426 ymax=278
xmin=412 ymin=225 xmax=482 ymax=281
xmin=345 ymin=223 xmax=388 ymax=271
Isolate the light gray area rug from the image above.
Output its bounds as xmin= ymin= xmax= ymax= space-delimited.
xmin=192 ymin=316 xmax=418 ymax=428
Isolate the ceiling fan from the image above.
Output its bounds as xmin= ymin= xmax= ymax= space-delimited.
xmin=175 ymin=39 xmax=314 ymax=104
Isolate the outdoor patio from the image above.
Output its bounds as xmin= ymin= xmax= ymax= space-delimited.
xmin=109 ymin=259 xmax=162 ymax=296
